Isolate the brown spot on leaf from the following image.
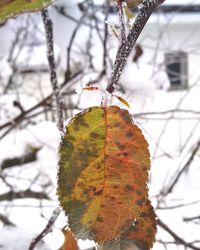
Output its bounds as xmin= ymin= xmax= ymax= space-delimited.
xmin=140 ymin=212 xmax=147 ymax=217
xmin=123 ymin=152 xmax=128 ymax=157
xmin=96 ymin=164 xmax=101 ymax=170
xmin=94 ymin=190 xmax=103 ymax=196
xmin=136 ymin=198 xmax=145 ymax=206
xmin=79 ymin=117 xmax=89 ymax=128
xmin=97 ymin=216 xmax=104 ymax=222
xmin=125 ymin=130 xmax=133 ymax=138
xmin=136 ymin=190 xmax=142 ymax=196
xmin=90 ymin=132 xmax=99 ymax=138
xmin=68 ymin=135 xmax=75 ymax=141
xmin=115 ymin=141 xmax=126 ymax=150
xmin=114 ymin=122 xmax=121 ymax=128
xmin=72 ymin=121 xmax=80 ymax=131
xmin=125 ymin=184 xmax=134 ymax=192
xmin=121 ymin=110 xmax=131 ymax=122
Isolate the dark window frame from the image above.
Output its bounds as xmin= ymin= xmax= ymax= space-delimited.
xmin=165 ymin=51 xmax=188 ymax=91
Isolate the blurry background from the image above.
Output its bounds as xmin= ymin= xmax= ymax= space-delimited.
xmin=0 ymin=0 xmax=200 ymax=249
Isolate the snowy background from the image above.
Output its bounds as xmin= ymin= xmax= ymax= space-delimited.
xmin=0 ymin=0 xmax=200 ymax=249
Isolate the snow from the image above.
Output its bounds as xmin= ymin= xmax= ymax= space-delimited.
xmin=14 ymin=44 xmax=60 ymax=71
xmin=0 ymin=121 xmax=60 ymax=186
xmin=120 ymin=61 xmax=170 ymax=96
xmin=0 ymin=58 xmax=12 ymax=87
xmin=0 ymin=226 xmax=50 ymax=250
xmin=0 ymin=94 xmax=38 ymax=124
xmin=0 ymin=1 xmax=200 ymax=250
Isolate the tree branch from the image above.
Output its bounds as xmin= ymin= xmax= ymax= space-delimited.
xmin=117 ymin=0 xmax=126 ymax=42
xmin=158 ymin=218 xmax=200 ymax=250
xmin=41 ymin=9 xmax=64 ymax=133
xmin=28 ymin=206 xmax=61 ymax=250
xmin=0 ymin=190 xmax=49 ymax=202
xmin=107 ymin=0 xmax=165 ymax=94
xmin=0 ymin=213 xmax=16 ymax=226
xmin=165 ymin=139 xmax=200 ymax=195
xmin=1 ymin=148 xmax=40 ymax=170
xmin=0 ymin=70 xmax=82 ymax=140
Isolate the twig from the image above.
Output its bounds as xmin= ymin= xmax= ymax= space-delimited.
xmin=1 ymin=149 xmax=40 ymax=170
xmin=65 ymin=9 xmax=88 ymax=80
xmin=165 ymin=139 xmax=200 ymax=195
xmin=0 ymin=71 xmax=82 ymax=140
xmin=107 ymin=0 xmax=165 ymax=94
xmin=0 ymin=213 xmax=16 ymax=226
xmin=183 ymin=215 xmax=200 ymax=222
xmin=41 ymin=9 xmax=64 ymax=133
xmin=158 ymin=218 xmax=200 ymax=250
xmin=0 ymin=190 xmax=49 ymax=202
xmin=157 ymin=199 xmax=200 ymax=210
xmin=133 ymin=109 xmax=200 ymax=117
xmin=102 ymin=3 xmax=109 ymax=74
xmin=117 ymin=0 xmax=126 ymax=42
xmin=28 ymin=206 xmax=61 ymax=250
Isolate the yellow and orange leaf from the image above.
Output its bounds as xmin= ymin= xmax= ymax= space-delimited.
xmin=61 ymin=228 xmax=79 ymax=250
xmin=58 ymin=106 xmax=151 ymax=243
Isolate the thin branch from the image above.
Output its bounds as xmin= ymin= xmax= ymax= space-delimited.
xmin=117 ymin=0 xmax=126 ymax=42
xmin=165 ymin=139 xmax=200 ymax=195
xmin=158 ymin=218 xmax=200 ymax=250
xmin=157 ymin=199 xmax=200 ymax=210
xmin=133 ymin=109 xmax=200 ymax=117
xmin=28 ymin=206 xmax=61 ymax=250
xmin=41 ymin=9 xmax=64 ymax=133
xmin=107 ymin=0 xmax=165 ymax=94
xmin=102 ymin=3 xmax=109 ymax=74
xmin=65 ymin=8 xmax=88 ymax=80
xmin=0 ymin=70 xmax=82 ymax=140
xmin=183 ymin=215 xmax=200 ymax=222
xmin=0 ymin=213 xmax=16 ymax=226
xmin=0 ymin=190 xmax=49 ymax=202
xmin=1 ymin=149 xmax=40 ymax=170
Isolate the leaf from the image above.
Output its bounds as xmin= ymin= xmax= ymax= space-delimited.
xmin=58 ymin=106 xmax=150 ymax=243
xmin=126 ymin=0 xmax=142 ymax=9
xmin=123 ymin=5 xmax=134 ymax=29
xmin=0 ymin=0 xmax=52 ymax=24
xmin=108 ymin=22 xmax=121 ymax=40
xmin=108 ymin=0 xmax=142 ymax=8
xmin=121 ymin=199 xmax=157 ymax=249
xmin=114 ymin=95 xmax=130 ymax=108
xmin=82 ymin=87 xmax=99 ymax=91
xmin=61 ymin=228 xmax=79 ymax=250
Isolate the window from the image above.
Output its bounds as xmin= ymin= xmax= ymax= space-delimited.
xmin=165 ymin=51 xmax=188 ymax=90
